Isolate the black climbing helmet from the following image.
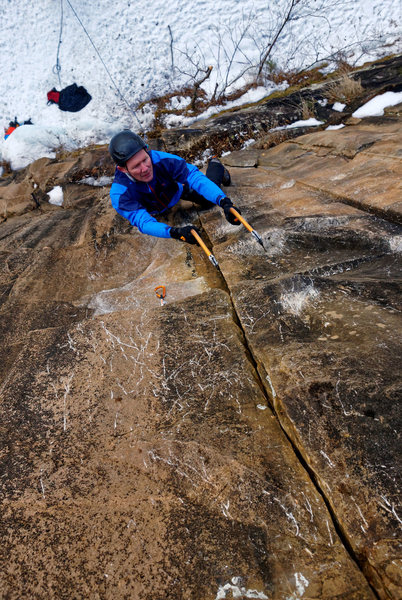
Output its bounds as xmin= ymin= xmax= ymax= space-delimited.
xmin=109 ymin=130 xmax=147 ymax=166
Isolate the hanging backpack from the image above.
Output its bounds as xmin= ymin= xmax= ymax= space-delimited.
xmin=47 ymin=83 xmax=92 ymax=112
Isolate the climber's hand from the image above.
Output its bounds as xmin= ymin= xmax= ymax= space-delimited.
xmin=220 ymin=197 xmax=242 ymax=226
xmin=170 ymin=225 xmax=200 ymax=244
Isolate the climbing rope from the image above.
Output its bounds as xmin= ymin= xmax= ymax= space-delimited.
xmin=63 ymin=0 xmax=144 ymax=132
xmin=52 ymin=0 xmax=64 ymax=87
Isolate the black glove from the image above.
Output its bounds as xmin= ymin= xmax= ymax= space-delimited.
xmin=220 ymin=197 xmax=241 ymax=226
xmin=170 ymin=225 xmax=200 ymax=244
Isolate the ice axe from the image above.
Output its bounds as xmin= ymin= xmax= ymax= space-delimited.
xmin=190 ymin=229 xmax=219 ymax=269
xmin=229 ymin=207 xmax=265 ymax=249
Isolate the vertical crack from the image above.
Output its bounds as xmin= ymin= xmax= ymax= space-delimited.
xmin=196 ymin=216 xmax=381 ymax=599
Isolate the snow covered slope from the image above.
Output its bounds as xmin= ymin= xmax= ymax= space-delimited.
xmin=0 ymin=0 xmax=400 ymax=169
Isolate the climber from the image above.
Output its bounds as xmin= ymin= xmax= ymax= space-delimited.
xmin=108 ymin=130 xmax=240 ymax=244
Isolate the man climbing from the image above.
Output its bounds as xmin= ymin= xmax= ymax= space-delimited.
xmin=108 ymin=130 xmax=241 ymax=244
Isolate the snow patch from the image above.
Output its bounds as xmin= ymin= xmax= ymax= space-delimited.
xmin=0 ymin=1 xmax=400 ymax=170
xmin=352 ymin=91 xmax=402 ymax=118
xmin=326 ymin=124 xmax=345 ymax=130
xmin=79 ymin=176 xmax=113 ymax=187
xmin=332 ymin=102 xmax=346 ymax=112
xmin=242 ymin=138 xmax=256 ymax=149
xmin=286 ymin=118 xmax=324 ymax=129
xmin=47 ymin=186 xmax=64 ymax=206
xmin=167 ymin=96 xmax=191 ymax=110
xmin=1 ymin=124 xmax=74 ymax=170
xmin=273 ymin=118 xmax=324 ymax=132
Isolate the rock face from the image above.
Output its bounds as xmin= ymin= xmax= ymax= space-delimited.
xmin=0 ymin=104 xmax=401 ymax=597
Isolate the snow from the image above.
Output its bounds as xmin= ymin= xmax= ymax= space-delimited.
xmin=332 ymin=102 xmax=346 ymax=112
xmin=0 ymin=0 xmax=401 ymax=170
xmin=286 ymin=118 xmax=324 ymax=129
xmin=162 ymin=85 xmax=280 ymax=129
xmin=79 ymin=176 xmax=114 ymax=187
xmin=47 ymin=186 xmax=64 ymax=206
xmin=326 ymin=124 xmax=345 ymax=130
xmin=352 ymin=91 xmax=402 ymax=118
xmin=2 ymin=124 xmax=73 ymax=171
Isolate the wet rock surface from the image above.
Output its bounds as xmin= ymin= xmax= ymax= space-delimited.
xmin=201 ymin=104 xmax=402 ymax=599
xmin=0 ymin=103 xmax=401 ymax=598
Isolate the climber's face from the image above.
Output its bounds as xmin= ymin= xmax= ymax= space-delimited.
xmin=125 ymin=149 xmax=153 ymax=182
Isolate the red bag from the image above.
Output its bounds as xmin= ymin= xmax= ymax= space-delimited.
xmin=47 ymin=89 xmax=61 ymax=105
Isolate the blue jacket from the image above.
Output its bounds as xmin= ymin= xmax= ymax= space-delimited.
xmin=110 ymin=150 xmax=225 ymax=237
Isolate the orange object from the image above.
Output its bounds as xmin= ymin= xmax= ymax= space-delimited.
xmin=229 ymin=207 xmax=253 ymax=231
xmin=154 ymin=285 xmax=166 ymax=305
xmin=229 ymin=207 xmax=265 ymax=248
xmin=4 ymin=124 xmax=19 ymax=139
xmin=190 ymin=229 xmax=219 ymax=268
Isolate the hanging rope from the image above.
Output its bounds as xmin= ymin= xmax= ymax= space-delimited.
xmin=52 ymin=0 xmax=64 ymax=87
xmin=64 ymin=0 xmax=144 ymax=132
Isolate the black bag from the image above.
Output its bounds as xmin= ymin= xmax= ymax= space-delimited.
xmin=47 ymin=84 xmax=92 ymax=112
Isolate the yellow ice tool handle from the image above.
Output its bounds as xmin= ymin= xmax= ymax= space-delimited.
xmin=229 ymin=207 xmax=265 ymax=248
xmin=229 ymin=207 xmax=253 ymax=232
xmin=190 ymin=229 xmax=211 ymax=255
xmin=190 ymin=229 xmax=219 ymax=268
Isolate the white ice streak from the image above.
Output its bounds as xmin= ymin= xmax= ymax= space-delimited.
xmin=89 ymin=277 xmax=207 ymax=316
xmin=286 ymin=573 xmax=310 ymax=599
xmin=301 ymin=492 xmax=314 ymax=523
xmin=39 ymin=468 xmax=46 ymax=499
xmin=216 ymin=577 xmax=268 ymax=599
xmin=62 ymin=373 xmax=74 ymax=431
xmin=280 ymin=285 xmax=319 ymax=315
xmin=326 ymin=520 xmax=334 ymax=546
xmin=147 ymin=448 xmax=213 ymax=489
xmin=274 ymin=497 xmax=300 ymax=537
xmin=221 ymin=499 xmax=232 ymax=519
xmin=378 ymin=495 xmax=402 ymax=527
xmin=320 ymin=450 xmax=335 ymax=468
xmin=265 ymin=373 xmax=277 ymax=400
